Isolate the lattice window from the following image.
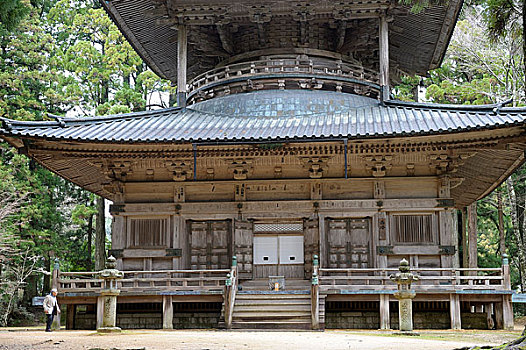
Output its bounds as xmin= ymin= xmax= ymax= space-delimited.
xmin=253 ymin=222 xmax=303 ymax=233
xmin=392 ymin=215 xmax=434 ymax=244
xmin=129 ymin=218 xmax=168 ymax=248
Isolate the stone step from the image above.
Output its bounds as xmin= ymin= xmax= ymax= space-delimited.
xmin=231 ymin=321 xmax=311 ymax=330
xmin=233 ymin=311 xmax=311 ymax=318
xmin=236 ymin=293 xmax=310 ymax=299
xmin=235 ymin=303 xmax=311 ymax=311
xmin=235 ymin=299 xmax=309 ymax=304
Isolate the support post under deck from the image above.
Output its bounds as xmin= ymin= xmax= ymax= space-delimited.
xmin=163 ymin=295 xmax=174 ymax=329
xmin=379 ymin=294 xmax=390 ymax=330
xmin=449 ymin=294 xmax=461 ymax=330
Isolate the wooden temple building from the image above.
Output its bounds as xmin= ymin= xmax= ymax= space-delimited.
xmin=1 ymin=0 xmax=525 ymax=330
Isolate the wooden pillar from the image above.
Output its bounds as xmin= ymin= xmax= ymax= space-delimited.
xmin=502 ymin=294 xmax=514 ymax=330
xmin=163 ymin=295 xmax=173 ymax=329
xmin=495 ymin=302 xmax=504 ymax=329
xmin=379 ymin=294 xmax=390 ymax=330
xmin=439 ymin=210 xmax=454 ymax=269
xmin=96 ymin=296 xmax=104 ymax=330
xmin=378 ymin=14 xmax=390 ymax=102
xmin=449 ymin=294 xmax=461 ymax=330
xmin=501 ymin=255 xmax=514 ymax=330
xmin=52 ymin=259 xmax=60 ymax=290
xmin=177 ymin=24 xmax=187 ymax=108
xmin=467 ymin=203 xmax=478 ymax=273
xmin=318 ymin=215 xmax=326 ymax=268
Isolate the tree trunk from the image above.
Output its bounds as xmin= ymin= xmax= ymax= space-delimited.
xmin=86 ymin=213 xmax=93 ymax=271
xmin=467 ymin=202 xmax=478 ymax=273
xmin=497 ymin=191 xmax=506 ymax=256
xmin=506 ymin=177 xmax=526 ymax=292
xmin=23 ymin=274 xmax=37 ymax=305
xmin=523 ymin=0 xmax=526 ymax=100
xmin=95 ymin=196 xmax=106 ymax=271
xmin=43 ymin=257 xmax=51 ymax=293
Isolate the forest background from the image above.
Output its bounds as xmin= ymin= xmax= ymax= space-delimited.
xmin=0 ymin=0 xmax=525 ymax=326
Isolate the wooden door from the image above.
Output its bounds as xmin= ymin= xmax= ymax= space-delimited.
xmin=234 ymin=219 xmax=253 ymax=279
xmin=187 ymin=220 xmax=232 ymax=270
xmin=326 ymin=218 xmax=371 ymax=268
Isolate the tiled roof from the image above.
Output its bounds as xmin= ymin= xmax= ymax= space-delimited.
xmin=2 ymin=90 xmax=526 ymax=144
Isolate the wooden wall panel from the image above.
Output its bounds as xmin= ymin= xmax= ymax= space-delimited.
xmin=187 ymin=220 xmax=232 ymax=270
xmin=323 ymin=182 xmax=373 ymax=199
xmin=385 ymin=178 xmax=438 ymax=199
xmin=325 ymin=218 xmax=371 ymax=268
xmin=234 ymin=220 xmax=253 ymax=279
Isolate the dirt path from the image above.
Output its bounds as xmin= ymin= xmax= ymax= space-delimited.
xmin=0 ymin=329 xmax=522 ymax=350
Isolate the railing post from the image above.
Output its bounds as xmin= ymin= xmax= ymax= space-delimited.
xmin=501 ymin=254 xmax=514 ymax=330
xmin=502 ymin=254 xmax=511 ymax=289
xmin=52 ymin=258 xmax=60 ymax=290
xmin=225 ymin=255 xmax=238 ymax=329
xmin=311 ymin=255 xmax=320 ymax=330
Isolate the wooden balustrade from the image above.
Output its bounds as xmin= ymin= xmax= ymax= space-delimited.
xmin=318 ymin=267 xmax=509 ymax=292
xmin=58 ymin=269 xmax=230 ymax=294
xmin=57 ymin=266 xmax=509 ymax=295
xmin=187 ymin=58 xmax=380 ymax=98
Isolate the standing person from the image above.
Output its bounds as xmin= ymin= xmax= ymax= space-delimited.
xmin=43 ymin=288 xmax=61 ymax=332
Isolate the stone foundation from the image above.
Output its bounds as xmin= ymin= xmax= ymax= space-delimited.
xmin=173 ymin=312 xmax=221 ymax=329
xmin=461 ymin=312 xmax=489 ymax=329
xmin=326 ymin=311 xmax=380 ymax=329
xmin=75 ymin=312 xmax=96 ymax=330
xmin=390 ymin=312 xmax=450 ymax=330
xmin=117 ymin=313 xmax=162 ymax=329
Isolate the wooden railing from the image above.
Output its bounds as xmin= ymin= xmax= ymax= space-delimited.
xmin=319 ymin=267 xmax=509 ymax=292
xmin=224 ymin=256 xmax=238 ymax=329
xmin=187 ymin=57 xmax=380 ymax=98
xmin=58 ymin=269 xmax=230 ymax=294
xmin=311 ymin=255 xmax=320 ymax=330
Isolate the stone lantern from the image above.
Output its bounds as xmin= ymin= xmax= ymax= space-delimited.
xmin=390 ymin=259 xmax=419 ymax=333
xmin=97 ymin=256 xmax=124 ymax=333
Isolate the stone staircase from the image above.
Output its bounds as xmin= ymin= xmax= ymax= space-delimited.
xmin=231 ymin=292 xmax=312 ymax=329
xmin=219 ymin=279 xmax=319 ymax=329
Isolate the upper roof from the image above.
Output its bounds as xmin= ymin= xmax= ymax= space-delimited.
xmin=101 ymin=0 xmax=463 ymax=82
xmin=2 ymin=90 xmax=526 ymax=143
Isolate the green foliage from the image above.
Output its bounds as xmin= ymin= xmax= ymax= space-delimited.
xmin=0 ymin=0 xmax=30 ymax=34
xmin=392 ymin=75 xmax=421 ymax=102
xmin=0 ymin=0 xmax=171 ymax=324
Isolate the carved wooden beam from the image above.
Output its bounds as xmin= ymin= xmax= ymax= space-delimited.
xmin=227 ymin=158 xmax=254 ymax=180
xmin=165 ymin=159 xmax=193 ymax=181
xmin=364 ymin=155 xmax=393 ymax=177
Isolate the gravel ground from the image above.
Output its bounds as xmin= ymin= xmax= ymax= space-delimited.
xmin=0 ymin=329 xmax=522 ymax=350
